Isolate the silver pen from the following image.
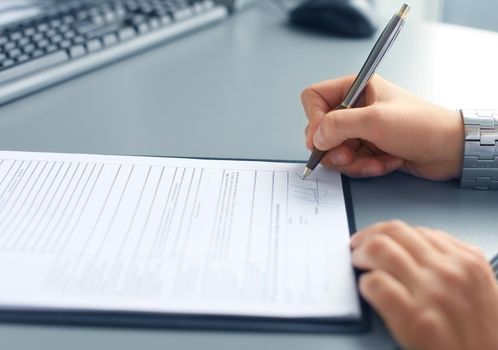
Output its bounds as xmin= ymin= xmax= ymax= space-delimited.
xmin=303 ymin=3 xmax=410 ymax=179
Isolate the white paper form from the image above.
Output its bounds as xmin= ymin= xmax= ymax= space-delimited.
xmin=0 ymin=151 xmax=360 ymax=318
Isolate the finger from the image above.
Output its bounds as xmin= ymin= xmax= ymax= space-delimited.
xmin=305 ymin=114 xmax=324 ymax=150
xmin=301 ymin=76 xmax=359 ymax=149
xmin=359 ymin=270 xmax=416 ymax=344
xmin=414 ymin=227 xmax=452 ymax=254
xmin=312 ymin=105 xmax=381 ymax=151
xmin=321 ymin=140 xmax=360 ymax=166
xmin=416 ymin=226 xmax=486 ymax=258
xmin=301 ymin=75 xmax=357 ymax=121
xmin=352 ymin=234 xmax=421 ymax=288
xmin=351 ymin=220 xmax=438 ymax=265
xmin=304 ymin=124 xmax=312 ymax=150
xmin=321 ymin=153 xmax=403 ymax=178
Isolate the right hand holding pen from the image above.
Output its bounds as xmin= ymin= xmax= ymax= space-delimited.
xmin=302 ymin=75 xmax=464 ymax=180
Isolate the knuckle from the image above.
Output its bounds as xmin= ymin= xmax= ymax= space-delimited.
xmin=364 ymin=105 xmax=386 ymax=140
xmin=467 ymin=244 xmax=486 ymax=259
xmin=364 ymin=235 xmax=392 ymax=259
xmin=379 ymin=220 xmax=409 ymax=237
xmin=410 ymin=310 xmax=441 ymax=339
xmin=434 ymin=264 xmax=466 ymax=286
xmin=423 ymin=268 xmax=454 ymax=304
xmin=427 ymin=285 xmax=448 ymax=306
xmin=460 ymin=254 xmax=490 ymax=282
xmin=342 ymin=169 xmax=367 ymax=179
xmin=359 ymin=271 xmax=385 ymax=296
xmin=300 ymin=87 xmax=317 ymax=104
xmin=300 ymin=87 xmax=312 ymax=102
xmin=320 ymin=113 xmax=337 ymax=138
xmin=367 ymin=104 xmax=385 ymax=122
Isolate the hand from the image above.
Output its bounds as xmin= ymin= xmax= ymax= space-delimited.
xmin=301 ymin=75 xmax=464 ymax=180
xmin=351 ymin=221 xmax=498 ymax=350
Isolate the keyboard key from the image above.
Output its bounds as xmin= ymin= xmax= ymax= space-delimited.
xmin=46 ymin=28 xmax=58 ymax=37
xmin=73 ymin=36 xmax=86 ymax=44
xmin=92 ymin=15 xmax=105 ymax=26
xmin=172 ymin=8 xmax=193 ymax=21
xmin=193 ymin=2 xmax=206 ymax=14
xmin=50 ymin=19 xmax=62 ymax=27
xmin=138 ymin=22 xmax=149 ymax=34
xmin=149 ymin=18 xmax=160 ymax=29
xmin=51 ymin=34 xmax=63 ymax=43
xmin=37 ymin=23 xmax=49 ymax=32
xmin=118 ymin=27 xmax=136 ymax=41
xmin=23 ymin=44 xmax=36 ymax=53
xmin=9 ymin=32 xmax=22 ymax=41
xmin=4 ymin=42 xmax=16 ymax=51
xmin=69 ymin=45 xmax=86 ymax=58
xmin=64 ymin=31 xmax=76 ymax=39
xmin=8 ymin=48 xmax=22 ymax=59
xmin=17 ymin=54 xmax=29 ymax=63
xmin=46 ymin=44 xmax=59 ymax=53
xmin=203 ymin=0 xmax=215 ymax=10
xmin=103 ymin=11 xmax=116 ymax=22
xmin=77 ymin=10 xmax=89 ymax=20
xmin=160 ymin=16 xmax=171 ymax=26
xmin=17 ymin=37 xmax=30 ymax=46
xmin=59 ymin=24 xmax=71 ymax=33
xmin=37 ymin=39 xmax=50 ymax=48
xmin=63 ymin=15 xmax=75 ymax=24
xmin=2 ymin=59 xmax=15 ymax=69
xmin=23 ymin=27 xmax=36 ymax=36
xmin=32 ymin=50 xmax=44 ymax=58
xmin=32 ymin=33 xmax=44 ymax=41
xmin=103 ymin=33 xmax=118 ymax=46
xmin=60 ymin=40 xmax=72 ymax=49
xmin=86 ymin=39 xmax=102 ymax=52
xmin=131 ymin=14 xmax=146 ymax=25
xmin=0 ymin=51 xmax=69 ymax=83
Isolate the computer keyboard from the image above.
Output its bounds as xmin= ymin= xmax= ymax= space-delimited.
xmin=0 ymin=0 xmax=228 ymax=105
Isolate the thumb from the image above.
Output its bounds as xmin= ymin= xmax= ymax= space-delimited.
xmin=313 ymin=106 xmax=380 ymax=151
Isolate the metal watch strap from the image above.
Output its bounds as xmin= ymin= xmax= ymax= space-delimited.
xmin=460 ymin=109 xmax=498 ymax=190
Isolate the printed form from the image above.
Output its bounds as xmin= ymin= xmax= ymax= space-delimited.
xmin=0 ymin=151 xmax=360 ymax=318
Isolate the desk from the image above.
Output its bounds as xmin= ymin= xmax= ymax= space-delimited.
xmin=0 ymin=3 xmax=497 ymax=349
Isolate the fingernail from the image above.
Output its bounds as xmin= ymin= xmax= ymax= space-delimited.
xmin=351 ymin=248 xmax=365 ymax=266
xmin=350 ymin=234 xmax=360 ymax=248
xmin=313 ymin=127 xmax=326 ymax=148
xmin=388 ymin=158 xmax=403 ymax=169
xmin=362 ymin=166 xmax=381 ymax=177
xmin=331 ymin=152 xmax=348 ymax=166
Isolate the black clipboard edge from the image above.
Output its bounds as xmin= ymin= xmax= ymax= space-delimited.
xmin=0 ymin=156 xmax=370 ymax=333
xmin=0 ymin=309 xmax=366 ymax=334
xmin=341 ymin=173 xmax=372 ymax=332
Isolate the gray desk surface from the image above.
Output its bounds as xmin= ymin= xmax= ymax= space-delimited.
xmin=1 ymin=3 xmax=498 ymax=349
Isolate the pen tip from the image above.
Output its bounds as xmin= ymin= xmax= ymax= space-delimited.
xmin=302 ymin=167 xmax=312 ymax=180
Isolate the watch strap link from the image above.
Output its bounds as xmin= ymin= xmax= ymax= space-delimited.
xmin=460 ymin=108 xmax=498 ymax=190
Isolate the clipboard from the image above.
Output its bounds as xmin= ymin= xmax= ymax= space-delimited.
xmin=0 ymin=153 xmax=370 ymax=333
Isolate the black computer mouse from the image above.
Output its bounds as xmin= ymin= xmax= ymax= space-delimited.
xmin=289 ymin=0 xmax=377 ymax=38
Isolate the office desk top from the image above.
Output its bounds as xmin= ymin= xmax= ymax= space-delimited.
xmin=0 ymin=3 xmax=498 ymax=349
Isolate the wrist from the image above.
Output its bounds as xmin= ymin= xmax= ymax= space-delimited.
xmin=436 ymin=108 xmax=464 ymax=179
xmin=448 ymin=109 xmax=465 ymax=178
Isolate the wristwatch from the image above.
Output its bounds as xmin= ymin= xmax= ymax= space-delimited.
xmin=460 ymin=108 xmax=498 ymax=190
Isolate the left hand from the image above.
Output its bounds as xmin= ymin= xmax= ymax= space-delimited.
xmin=351 ymin=220 xmax=498 ymax=350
